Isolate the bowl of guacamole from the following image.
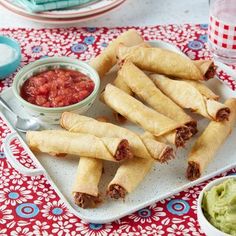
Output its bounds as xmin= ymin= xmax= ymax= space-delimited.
xmin=197 ymin=176 xmax=236 ymax=236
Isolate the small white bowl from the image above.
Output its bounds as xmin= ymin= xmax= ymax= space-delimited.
xmin=12 ymin=57 xmax=100 ymax=124
xmin=197 ymin=175 xmax=236 ymax=236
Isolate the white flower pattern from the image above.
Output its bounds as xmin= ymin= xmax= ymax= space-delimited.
xmin=24 ymin=42 xmax=49 ymax=58
xmin=27 ymin=176 xmax=46 ymax=191
xmin=36 ymin=189 xmax=57 ymax=202
xmin=0 ymin=205 xmax=14 ymax=224
xmin=166 ymin=224 xmax=191 ymax=236
xmin=9 ymin=170 xmax=28 ymax=185
xmin=52 ymin=221 xmax=73 ymax=236
xmin=32 ymin=221 xmax=51 ymax=236
xmin=0 ymin=167 xmax=11 ymax=188
xmin=41 ymin=200 xmax=73 ymax=221
xmin=10 ymin=227 xmax=33 ymax=236
xmin=128 ymin=205 xmax=166 ymax=223
xmin=0 ymin=228 xmax=8 ymax=236
xmin=0 ymin=185 xmax=33 ymax=206
xmin=74 ymin=221 xmax=113 ymax=236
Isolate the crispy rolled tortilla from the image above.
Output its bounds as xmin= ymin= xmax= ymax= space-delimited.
xmin=108 ymin=137 xmax=174 ymax=199
xmin=119 ymin=43 xmax=216 ymax=80
xmin=151 ymin=74 xmax=230 ymax=122
xmin=107 ymin=133 xmax=174 ymax=199
xmin=119 ymin=62 xmax=197 ymax=135
xmin=113 ymin=73 xmax=133 ymax=96
xmin=102 ymin=84 xmax=191 ymax=146
xmin=117 ymin=44 xmax=204 ymax=80
xmin=73 ymin=157 xmax=102 ymax=208
xmin=102 ymin=84 xmax=179 ymax=135
xmin=193 ymin=60 xmax=217 ymax=81
xmin=107 ymin=158 xmax=154 ymax=199
xmin=89 ymin=29 xmax=144 ymax=78
xmin=61 ymin=112 xmax=174 ymax=162
xmin=140 ymin=135 xmax=174 ymax=163
xmin=187 ymin=98 xmax=236 ymax=181
xmin=113 ymin=73 xmax=195 ymax=144
xmin=113 ymin=73 xmax=133 ymax=123
xmin=26 ymin=130 xmax=133 ymax=162
xmin=182 ymin=80 xmax=219 ymax=100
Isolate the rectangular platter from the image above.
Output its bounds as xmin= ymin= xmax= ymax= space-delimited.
xmin=1 ymin=65 xmax=236 ymax=224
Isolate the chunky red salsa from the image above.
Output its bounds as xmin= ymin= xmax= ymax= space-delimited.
xmin=21 ymin=68 xmax=95 ymax=108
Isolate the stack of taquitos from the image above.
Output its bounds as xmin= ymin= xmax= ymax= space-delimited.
xmin=107 ymin=157 xmax=154 ymax=199
xmin=106 ymin=131 xmax=174 ymax=199
xmin=73 ymin=157 xmax=103 ymax=208
xmin=187 ymin=98 xmax=236 ymax=180
xmin=150 ymin=74 xmax=230 ymax=122
xmin=27 ymin=113 xmax=174 ymax=208
xmin=61 ymin=112 xmax=174 ymax=200
xmin=26 ymin=130 xmax=133 ymax=162
xmin=115 ymin=61 xmax=197 ymax=136
xmin=89 ymin=29 xmax=144 ymax=78
xmin=116 ymin=44 xmax=216 ymax=80
xmin=26 ymin=129 xmax=133 ymax=208
xmin=26 ymin=29 xmax=235 ymax=209
xmin=102 ymin=84 xmax=192 ymax=147
xmin=60 ymin=112 xmax=174 ymax=163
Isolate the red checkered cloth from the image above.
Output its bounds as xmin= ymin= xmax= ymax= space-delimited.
xmin=209 ymin=15 xmax=236 ymax=49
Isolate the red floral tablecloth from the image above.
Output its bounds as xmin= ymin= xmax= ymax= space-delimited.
xmin=0 ymin=25 xmax=236 ymax=236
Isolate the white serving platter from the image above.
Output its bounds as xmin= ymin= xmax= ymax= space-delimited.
xmin=2 ymin=43 xmax=236 ymax=223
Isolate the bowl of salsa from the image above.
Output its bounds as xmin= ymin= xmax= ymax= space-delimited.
xmin=13 ymin=57 xmax=100 ymax=124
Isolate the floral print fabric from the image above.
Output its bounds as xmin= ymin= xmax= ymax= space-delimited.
xmin=0 ymin=25 xmax=235 ymax=236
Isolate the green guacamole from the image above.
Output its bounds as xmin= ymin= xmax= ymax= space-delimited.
xmin=202 ymin=178 xmax=236 ymax=235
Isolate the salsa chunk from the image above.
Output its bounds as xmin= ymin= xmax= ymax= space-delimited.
xmin=21 ymin=68 xmax=95 ymax=108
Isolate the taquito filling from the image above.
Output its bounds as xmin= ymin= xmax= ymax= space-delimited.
xmin=159 ymin=147 xmax=174 ymax=163
xmin=186 ymin=162 xmax=201 ymax=180
xmin=115 ymin=139 xmax=133 ymax=161
xmin=113 ymin=112 xmax=127 ymax=123
xmin=215 ymin=107 xmax=230 ymax=122
xmin=175 ymin=126 xmax=192 ymax=147
xmin=204 ymin=64 xmax=217 ymax=80
xmin=185 ymin=121 xmax=198 ymax=136
xmin=74 ymin=192 xmax=100 ymax=209
xmin=107 ymin=184 xmax=127 ymax=199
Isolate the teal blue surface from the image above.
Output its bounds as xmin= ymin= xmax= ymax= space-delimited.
xmin=0 ymin=36 xmax=21 ymax=80
xmin=32 ymin=0 xmax=67 ymax=4
xmin=16 ymin=0 xmax=96 ymax=12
